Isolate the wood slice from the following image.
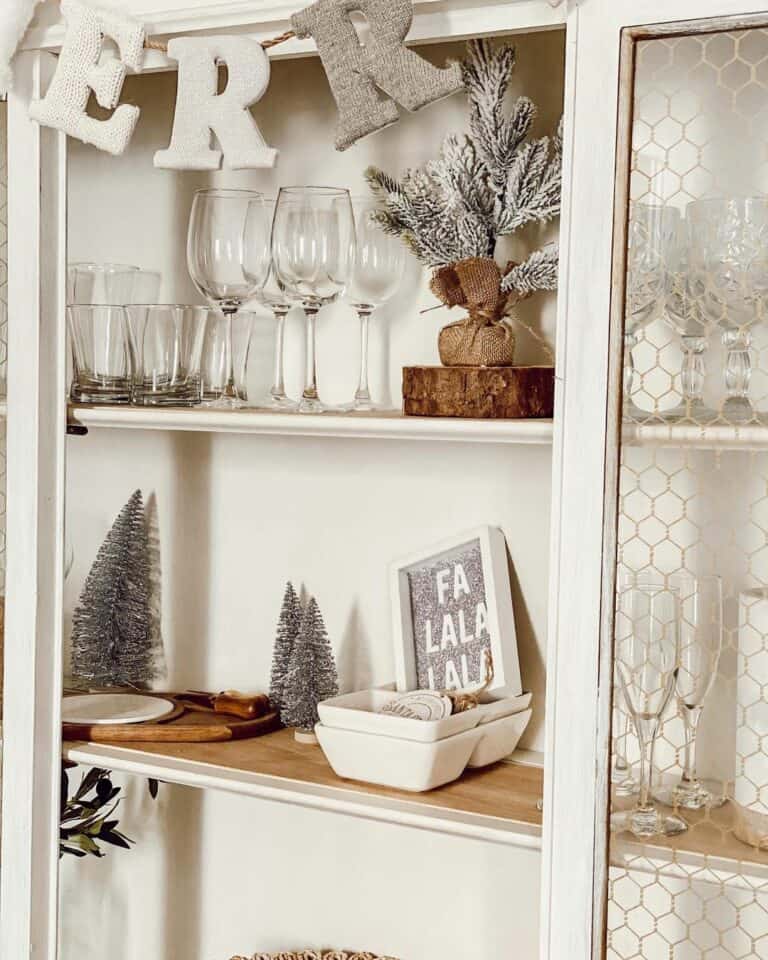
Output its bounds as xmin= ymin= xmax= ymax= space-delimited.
xmin=402 ymin=365 xmax=555 ymax=419
xmin=63 ymin=701 xmax=281 ymax=743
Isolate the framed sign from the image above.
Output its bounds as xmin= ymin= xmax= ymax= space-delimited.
xmin=390 ymin=526 xmax=521 ymax=698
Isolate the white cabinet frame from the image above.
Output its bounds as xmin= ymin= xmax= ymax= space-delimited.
xmin=542 ymin=5 xmax=768 ymax=960
xmin=0 ymin=51 xmax=67 ymax=960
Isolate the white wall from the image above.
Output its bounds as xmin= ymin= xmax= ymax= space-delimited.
xmin=61 ymin=32 xmax=564 ymax=960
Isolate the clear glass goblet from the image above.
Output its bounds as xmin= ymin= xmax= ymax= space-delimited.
xmin=344 ymin=198 xmax=405 ymax=412
xmin=271 ymin=187 xmax=356 ymax=414
xmin=611 ymin=576 xmax=687 ymax=838
xmin=662 ymin=218 xmax=718 ymax=421
xmin=624 ymin=204 xmax=680 ymax=420
xmin=655 ymin=574 xmax=724 ymax=811
xmin=187 ymin=188 xmax=270 ymax=407
xmin=688 ymin=197 xmax=768 ymax=424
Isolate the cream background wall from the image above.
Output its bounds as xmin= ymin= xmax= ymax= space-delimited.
xmin=60 ymin=33 xmax=563 ymax=960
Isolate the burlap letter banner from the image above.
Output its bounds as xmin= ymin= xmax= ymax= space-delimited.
xmin=154 ymin=37 xmax=277 ymax=170
xmin=29 ymin=0 xmax=144 ymax=155
xmin=291 ymin=0 xmax=462 ymax=151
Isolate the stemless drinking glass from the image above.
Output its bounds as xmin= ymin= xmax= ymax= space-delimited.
xmin=624 ymin=204 xmax=680 ymax=419
xmin=68 ymin=305 xmax=134 ymax=404
xmin=688 ymin=197 xmax=768 ymax=423
xmin=612 ymin=576 xmax=686 ymax=838
xmin=244 ymin=198 xmax=297 ymax=411
xmin=127 ymin=305 xmax=208 ymax=406
xmin=187 ymin=189 xmax=271 ymax=406
xmin=199 ymin=310 xmax=256 ymax=403
xmin=67 ymin=263 xmax=138 ymax=305
xmin=271 ymin=187 xmax=356 ymax=414
xmin=655 ymin=574 xmax=724 ymax=810
xmin=344 ymin=198 xmax=405 ymax=411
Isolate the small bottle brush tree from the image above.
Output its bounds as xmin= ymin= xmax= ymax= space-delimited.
xmin=366 ymin=38 xmax=562 ymax=368
xmin=281 ymin=597 xmax=339 ymax=743
xmin=70 ymin=490 xmax=157 ymax=689
xmin=269 ymin=581 xmax=302 ymax=714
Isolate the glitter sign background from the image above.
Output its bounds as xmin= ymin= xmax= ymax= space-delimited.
xmin=406 ymin=538 xmax=490 ymax=691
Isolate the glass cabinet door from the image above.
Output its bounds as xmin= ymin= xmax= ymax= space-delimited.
xmin=605 ymin=21 xmax=768 ymax=960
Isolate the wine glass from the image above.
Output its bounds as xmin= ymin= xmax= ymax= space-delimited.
xmin=244 ymin=198 xmax=297 ymax=411
xmin=662 ymin=219 xmax=718 ymax=421
xmin=624 ymin=203 xmax=680 ymax=420
xmin=655 ymin=574 xmax=724 ymax=810
xmin=271 ymin=187 xmax=356 ymax=414
xmin=688 ymin=197 xmax=768 ymax=424
xmin=344 ymin=198 xmax=405 ymax=411
xmin=611 ymin=576 xmax=687 ymax=838
xmin=187 ymin=189 xmax=271 ymax=407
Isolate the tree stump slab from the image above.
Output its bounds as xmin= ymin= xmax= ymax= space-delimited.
xmin=402 ymin=365 xmax=555 ymax=419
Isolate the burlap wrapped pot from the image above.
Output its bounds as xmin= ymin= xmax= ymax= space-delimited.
xmin=430 ymin=256 xmax=516 ymax=367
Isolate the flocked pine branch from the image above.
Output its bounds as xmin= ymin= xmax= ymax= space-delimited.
xmin=366 ymin=38 xmax=561 ymax=292
xmin=502 ymin=245 xmax=560 ymax=297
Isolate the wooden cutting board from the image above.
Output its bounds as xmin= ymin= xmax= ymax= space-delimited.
xmin=63 ymin=697 xmax=281 ymax=743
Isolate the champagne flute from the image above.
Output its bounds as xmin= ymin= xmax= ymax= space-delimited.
xmin=271 ymin=187 xmax=356 ymax=414
xmin=344 ymin=198 xmax=405 ymax=411
xmin=187 ymin=188 xmax=270 ymax=407
xmin=611 ymin=576 xmax=687 ymax=838
xmin=655 ymin=574 xmax=724 ymax=810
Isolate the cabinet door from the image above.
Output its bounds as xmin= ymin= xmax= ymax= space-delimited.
xmin=545 ymin=4 xmax=768 ymax=960
xmin=0 ymin=53 xmax=67 ymax=960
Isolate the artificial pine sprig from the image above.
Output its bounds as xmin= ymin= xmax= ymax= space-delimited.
xmin=366 ymin=38 xmax=562 ymax=298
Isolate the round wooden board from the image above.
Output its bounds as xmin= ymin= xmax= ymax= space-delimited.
xmin=63 ymin=701 xmax=281 ymax=743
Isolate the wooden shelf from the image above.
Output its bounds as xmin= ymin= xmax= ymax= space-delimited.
xmin=63 ymin=727 xmax=544 ymax=848
xmin=611 ymin=799 xmax=768 ymax=885
xmin=23 ymin=0 xmax=567 ymax=63
xmin=66 ymin=404 xmax=554 ymax=445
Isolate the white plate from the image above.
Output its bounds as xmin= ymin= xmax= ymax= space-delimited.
xmin=62 ymin=693 xmax=175 ymax=725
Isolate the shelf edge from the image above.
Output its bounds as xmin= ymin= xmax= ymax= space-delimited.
xmin=63 ymin=741 xmax=542 ymax=850
xmin=67 ymin=406 xmax=555 ymax=445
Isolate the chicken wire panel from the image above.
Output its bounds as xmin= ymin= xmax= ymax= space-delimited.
xmin=606 ymin=27 xmax=768 ymax=960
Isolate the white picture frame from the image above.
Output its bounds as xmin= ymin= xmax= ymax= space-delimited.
xmin=389 ymin=526 xmax=521 ymax=699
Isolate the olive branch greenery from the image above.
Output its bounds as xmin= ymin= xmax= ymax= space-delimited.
xmin=60 ymin=762 xmax=159 ymax=859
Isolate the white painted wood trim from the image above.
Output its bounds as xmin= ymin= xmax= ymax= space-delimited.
xmin=0 ymin=51 xmax=67 ymax=960
xmin=67 ymin=406 xmax=554 ymax=444
xmin=63 ymin=741 xmax=543 ymax=850
xmin=22 ymin=0 xmax=567 ymax=60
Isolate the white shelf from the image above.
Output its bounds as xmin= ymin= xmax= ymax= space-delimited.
xmin=63 ymin=730 xmax=543 ymax=849
xmin=24 ymin=0 xmax=567 ymax=62
xmin=624 ymin=420 xmax=768 ymax=451
xmin=67 ymin=404 xmax=554 ymax=445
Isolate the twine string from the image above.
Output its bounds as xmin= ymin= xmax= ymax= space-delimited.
xmin=143 ymin=29 xmax=296 ymax=54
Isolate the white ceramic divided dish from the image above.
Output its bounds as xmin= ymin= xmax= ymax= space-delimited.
xmin=318 ymin=689 xmax=480 ymax=742
xmin=317 ymin=688 xmax=532 ymax=743
xmin=467 ymin=709 xmax=532 ymax=767
xmin=62 ymin=693 xmax=175 ymax=725
xmin=315 ymin=723 xmax=484 ymax=791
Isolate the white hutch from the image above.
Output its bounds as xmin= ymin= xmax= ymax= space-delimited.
xmin=2 ymin=1 xmax=768 ymax=959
